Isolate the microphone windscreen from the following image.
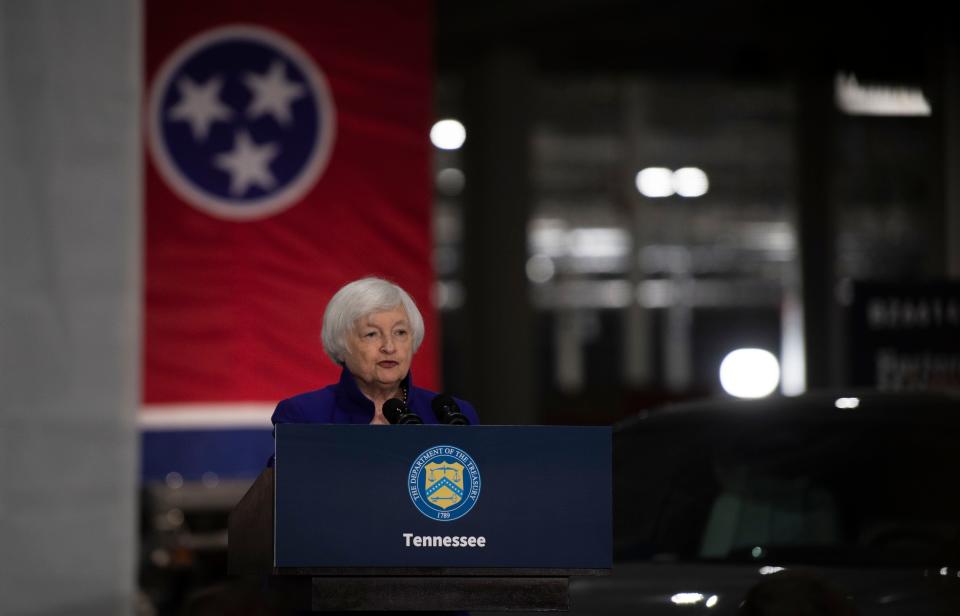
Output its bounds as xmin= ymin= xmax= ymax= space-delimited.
xmin=432 ymin=394 xmax=469 ymax=425
xmin=431 ymin=394 xmax=455 ymax=412
xmin=383 ymin=398 xmax=406 ymax=424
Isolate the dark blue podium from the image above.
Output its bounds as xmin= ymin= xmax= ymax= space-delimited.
xmin=229 ymin=425 xmax=611 ymax=611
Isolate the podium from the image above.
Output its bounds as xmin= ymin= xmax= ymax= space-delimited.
xmin=229 ymin=425 xmax=611 ymax=611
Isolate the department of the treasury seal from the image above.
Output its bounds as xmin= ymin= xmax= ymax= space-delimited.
xmin=408 ymin=445 xmax=481 ymax=522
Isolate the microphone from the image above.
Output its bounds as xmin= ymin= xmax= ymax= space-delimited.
xmin=383 ymin=398 xmax=422 ymax=425
xmin=432 ymin=394 xmax=469 ymax=425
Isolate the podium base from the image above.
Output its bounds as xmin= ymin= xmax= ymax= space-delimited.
xmin=267 ymin=575 xmax=569 ymax=612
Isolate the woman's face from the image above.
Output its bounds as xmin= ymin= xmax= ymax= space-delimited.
xmin=342 ymin=306 xmax=413 ymax=395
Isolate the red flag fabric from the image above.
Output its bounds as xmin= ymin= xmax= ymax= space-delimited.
xmin=143 ymin=0 xmax=436 ymax=408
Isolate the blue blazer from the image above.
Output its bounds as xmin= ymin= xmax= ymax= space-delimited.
xmin=272 ymin=366 xmax=479 ymax=426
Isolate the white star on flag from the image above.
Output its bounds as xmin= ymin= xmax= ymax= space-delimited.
xmin=244 ymin=60 xmax=306 ymax=126
xmin=214 ymin=131 xmax=280 ymax=196
xmin=167 ymin=75 xmax=233 ymax=141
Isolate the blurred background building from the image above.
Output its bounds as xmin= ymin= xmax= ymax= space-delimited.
xmin=1 ymin=1 xmax=958 ymax=614
xmin=434 ymin=4 xmax=959 ymax=426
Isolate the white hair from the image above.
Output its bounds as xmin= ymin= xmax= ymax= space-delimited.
xmin=321 ymin=277 xmax=425 ymax=365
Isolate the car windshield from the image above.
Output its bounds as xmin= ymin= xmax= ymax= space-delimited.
xmin=614 ymin=411 xmax=960 ymax=567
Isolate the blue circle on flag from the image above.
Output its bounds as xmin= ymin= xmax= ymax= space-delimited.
xmin=148 ymin=25 xmax=336 ymax=220
xmin=408 ymin=445 xmax=481 ymax=522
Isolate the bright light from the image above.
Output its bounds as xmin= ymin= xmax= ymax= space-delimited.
xmin=780 ymin=291 xmax=806 ymax=395
xmin=526 ymin=254 xmax=556 ymax=284
xmin=705 ymin=595 xmax=719 ymax=608
xmin=720 ymin=349 xmax=780 ymax=398
xmin=670 ymin=593 xmax=704 ymax=605
xmin=436 ymin=167 xmax=465 ymax=195
xmin=835 ymin=397 xmax=860 ymax=409
xmin=751 ymin=546 xmax=765 ymax=559
xmin=759 ymin=566 xmax=785 ymax=575
xmin=430 ymin=119 xmax=466 ymax=150
xmin=636 ymin=167 xmax=674 ymax=197
xmin=941 ymin=567 xmax=950 ymax=576
xmin=166 ymin=508 xmax=185 ymax=527
xmin=673 ymin=167 xmax=709 ymax=197
xmin=567 ymin=227 xmax=631 ymax=259
xmin=150 ymin=548 xmax=171 ymax=567
xmin=434 ymin=280 xmax=464 ymax=310
xmin=835 ymin=73 xmax=931 ymax=116
xmin=528 ymin=218 xmax=569 ymax=257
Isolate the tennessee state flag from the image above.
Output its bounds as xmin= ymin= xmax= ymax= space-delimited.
xmin=143 ymin=0 xmax=436 ymax=416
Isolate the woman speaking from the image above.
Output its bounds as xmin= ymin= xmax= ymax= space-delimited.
xmin=271 ymin=277 xmax=478 ymax=426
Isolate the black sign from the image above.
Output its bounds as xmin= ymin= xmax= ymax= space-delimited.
xmin=847 ymin=282 xmax=960 ymax=391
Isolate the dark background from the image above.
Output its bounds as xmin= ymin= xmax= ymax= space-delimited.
xmin=429 ymin=3 xmax=960 ymax=425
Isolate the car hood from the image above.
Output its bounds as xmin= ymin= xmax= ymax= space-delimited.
xmin=565 ymin=561 xmax=960 ymax=616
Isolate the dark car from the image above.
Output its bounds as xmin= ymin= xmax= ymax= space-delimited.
xmin=566 ymin=391 xmax=960 ymax=615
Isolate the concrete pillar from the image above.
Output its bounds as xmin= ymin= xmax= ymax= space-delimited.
xmin=795 ymin=65 xmax=840 ymax=388
xmin=622 ymin=84 xmax=652 ymax=389
xmin=461 ymin=48 xmax=536 ymax=425
xmin=943 ymin=26 xmax=960 ymax=278
xmin=0 ymin=1 xmax=140 ymax=613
